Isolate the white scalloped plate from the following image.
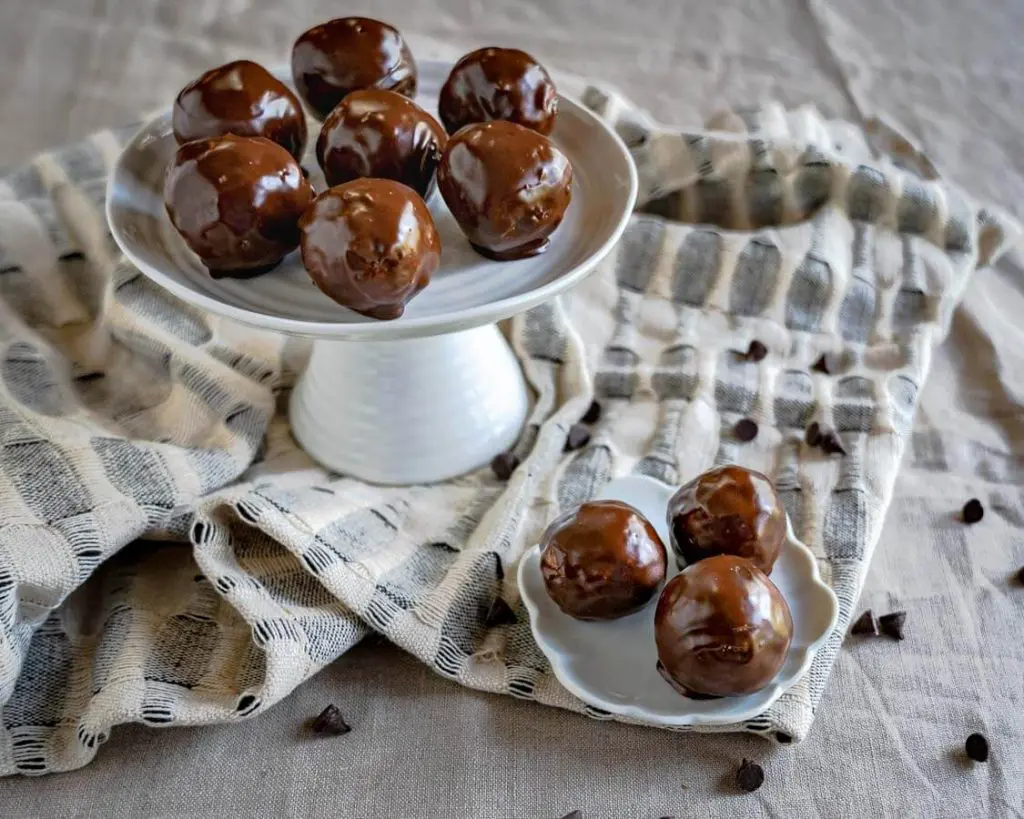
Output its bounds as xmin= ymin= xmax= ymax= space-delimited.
xmin=517 ymin=474 xmax=839 ymax=726
xmin=106 ymin=60 xmax=637 ymax=341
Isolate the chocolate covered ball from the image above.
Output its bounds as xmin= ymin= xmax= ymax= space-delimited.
xmin=667 ymin=465 xmax=786 ymax=575
xmin=291 ymin=17 xmax=417 ymax=120
xmin=437 ymin=120 xmax=572 ymax=261
xmin=317 ymin=89 xmax=446 ymax=199
xmin=172 ymin=60 xmax=308 ymax=161
xmin=164 ymin=134 xmax=315 ymax=277
xmin=299 ymin=179 xmax=440 ymax=320
xmin=655 ymin=555 xmax=793 ymax=698
xmin=539 ymin=500 xmax=667 ymax=621
xmin=438 ymin=47 xmax=557 ymax=135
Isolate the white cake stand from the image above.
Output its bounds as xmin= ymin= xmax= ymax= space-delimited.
xmin=107 ymin=61 xmax=637 ymax=485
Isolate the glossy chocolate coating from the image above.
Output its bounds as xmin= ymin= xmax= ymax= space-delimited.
xmin=291 ymin=17 xmax=417 ymax=120
xmin=317 ymin=89 xmax=447 ymax=199
xmin=299 ymin=179 xmax=440 ymax=320
xmin=540 ymin=500 xmax=667 ymax=621
xmin=667 ymin=465 xmax=786 ymax=575
xmin=438 ymin=47 xmax=557 ymax=135
xmin=164 ymin=134 xmax=315 ymax=277
xmin=437 ymin=120 xmax=572 ymax=261
xmin=172 ymin=60 xmax=308 ymax=160
xmin=655 ymin=555 xmax=793 ymax=698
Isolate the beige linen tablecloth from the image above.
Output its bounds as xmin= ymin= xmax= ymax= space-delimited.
xmin=1 ymin=0 xmax=1023 ymax=817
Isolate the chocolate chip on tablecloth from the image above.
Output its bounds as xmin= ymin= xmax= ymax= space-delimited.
xmin=311 ymin=704 xmax=351 ymax=736
xmin=483 ymin=596 xmax=517 ymax=628
xmin=745 ymin=340 xmax=768 ymax=362
xmin=965 ymin=733 xmax=989 ymax=762
xmin=819 ymin=428 xmax=847 ymax=456
xmin=804 ymin=421 xmax=822 ymax=447
xmin=490 ymin=451 xmax=520 ymax=480
xmin=962 ymin=498 xmax=984 ymax=524
xmin=581 ymin=400 xmax=602 ymax=424
xmin=812 ymin=352 xmax=839 ymax=374
xmin=734 ymin=418 xmax=759 ymax=442
xmin=850 ymin=609 xmax=878 ymax=636
xmin=736 ymin=759 xmax=765 ymax=792
xmin=565 ymin=423 xmax=592 ymax=451
xmin=878 ymin=611 xmax=907 ymax=641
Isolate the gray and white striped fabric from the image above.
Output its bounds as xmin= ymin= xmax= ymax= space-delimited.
xmin=0 ymin=88 xmax=1017 ymax=776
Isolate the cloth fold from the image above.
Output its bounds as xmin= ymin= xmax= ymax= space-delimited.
xmin=0 ymin=84 xmax=1017 ymax=775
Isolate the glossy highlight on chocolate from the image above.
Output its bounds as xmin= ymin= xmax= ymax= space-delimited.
xmin=317 ymin=89 xmax=446 ymax=199
xmin=438 ymin=47 xmax=557 ymax=135
xmin=299 ymin=178 xmax=440 ymax=320
xmin=437 ymin=120 xmax=573 ymax=261
xmin=172 ymin=60 xmax=308 ymax=161
xmin=654 ymin=555 xmax=793 ymax=698
xmin=540 ymin=500 xmax=667 ymax=620
xmin=164 ymin=133 xmax=314 ymax=277
xmin=291 ymin=17 xmax=417 ymax=120
xmin=667 ymin=465 xmax=786 ymax=574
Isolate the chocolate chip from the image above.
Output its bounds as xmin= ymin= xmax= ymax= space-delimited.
xmin=565 ymin=423 xmax=592 ymax=451
xmin=965 ymin=733 xmax=989 ymax=762
xmin=736 ymin=759 xmax=765 ymax=792
xmin=804 ymin=421 xmax=822 ymax=447
xmin=490 ymin=451 xmax=520 ymax=481
xmin=734 ymin=418 xmax=759 ymax=442
xmin=962 ymin=498 xmax=984 ymax=524
xmin=819 ymin=428 xmax=847 ymax=456
xmin=812 ymin=353 xmax=838 ymax=374
xmin=560 ymin=812 xmax=582 ymax=819
xmin=745 ymin=340 xmax=768 ymax=362
xmin=483 ymin=596 xmax=517 ymax=628
xmin=311 ymin=704 xmax=350 ymax=735
xmin=1016 ymin=566 xmax=1024 ymax=586
xmin=494 ymin=554 xmax=505 ymax=580
xmin=581 ymin=400 xmax=602 ymax=424
xmin=775 ymin=732 xmax=793 ymax=744
xmin=850 ymin=609 xmax=878 ymax=636
xmin=878 ymin=611 xmax=906 ymax=641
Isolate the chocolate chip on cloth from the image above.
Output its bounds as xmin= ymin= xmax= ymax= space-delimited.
xmin=849 ymin=609 xmax=878 ymax=636
xmin=490 ymin=451 xmax=520 ymax=481
xmin=734 ymin=418 xmax=758 ymax=442
xmin=581 ymin=400 xmax=602 ymax=425
xmin=878 ymin=611 xmax=907 ymax=640
xmin=745 ymin=340 xmax=768 ymax=362
xmin=310 ymin=704 xmax=351 ymax=736
xmin=965 ymin=733 xmax=989 ymax=762
xmin=564 ymin=423 xmax=591 ymax=451
xmin=736 ymin=759 xmax=765 ymax=793
xmin=961 ymin=498 xmax=984 ymax=524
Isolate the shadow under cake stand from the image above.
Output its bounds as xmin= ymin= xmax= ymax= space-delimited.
xmin=106 ymin=60 xmax=637 ymax=485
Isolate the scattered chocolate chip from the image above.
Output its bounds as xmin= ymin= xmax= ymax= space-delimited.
xmin=812 ymin=352 xmax=838 ymax=374
xmin=560 ymin=812 xmax=582 ymax=819
xmin=565 ymin=423 xmax=592 ymax=451
xmin=745 ymin=340 xmax=768 ymax=362
xmin=962 ymin=498 xmax=984 ymax=524
xmin=1016 ymin=566 xmax=1024 ymax=586
xmin=775 ymin=732 xmax=793 ymax=744
xmin=494 ymin=554 xmax=505 ymax=580
xmin=734 ymin=418 xmax=759 ymax=442
xmin=581 ymin=400 xmax=602 ymax=425
xmin=804 ymin=421 xmax=822 ymax=447
xmin=965 ymin=733 xmax=989 ymax=762
xmin=819 ymin=428 xmax=847 ymax=456
xmin=490 ymin=451 xmax=520 ymax=481
xmin=311 ymin=704 xmax=350 ymax=736
xmin=850 ymin=609 xmax=878 ymax=636
xmin=736 ymin=759 xmax=765 ymax=792
xmin=483 ymin=596 xmax=517 ymax=628
xmin=878 ymin=611 xmax=906 ymax=641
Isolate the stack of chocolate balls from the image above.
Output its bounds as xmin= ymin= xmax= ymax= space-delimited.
xmin=539 ymin=465 xmax=794 ymax=699
xmin=163 ymin=18 xmax=574 ymax=321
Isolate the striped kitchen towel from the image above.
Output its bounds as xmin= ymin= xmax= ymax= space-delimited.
xmin=0 ymin=86 xmax=1017 ymax=774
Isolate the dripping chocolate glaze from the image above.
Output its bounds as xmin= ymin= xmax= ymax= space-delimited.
xmin=540 ymin=500 xmax=667 ymax=621
xmin=437 ymin=120 xmax=572 ymax=261
xmin=439 ymin=47 xmax=558 ymax=135
xmin=291 ymin=17 xmax=417 ymax=120
xmin=317 ymin=89 xmax=447 ymax=199
xmin=299 ymin=178 xmax=440 ymax=320
xmin=655 ymin=555 xmax=793 ymax=698
xmin=172 ymin=60 xmax=308 ymax=161
xmin=164 ymin=134 xmax=314 ymax=277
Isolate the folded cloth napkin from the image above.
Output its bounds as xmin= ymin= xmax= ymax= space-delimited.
xmin=0 ymin=81 xmax=1017 ymax=775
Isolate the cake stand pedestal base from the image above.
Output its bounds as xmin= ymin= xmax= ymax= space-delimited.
xmin=290 ymin=323 xmax=529 ymax=485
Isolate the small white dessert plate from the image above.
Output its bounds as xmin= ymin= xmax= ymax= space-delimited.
xmin=106 ymin=60 xmax=637 ymax=341
xmin=517 ymin=475 xmax=839 ymax=726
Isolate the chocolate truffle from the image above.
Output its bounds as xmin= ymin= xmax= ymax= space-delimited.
xmin=164 ymin=134 xmax=314 ymax=277
xmin=667 ymin=465 xmax=786 ymax=575
xmin=655 ymin=555 xmax=793 ymax=698
xmin=539 ymin=500 xmax=667 ymax=621
xmin=172 ymin=60 xmax=307 ymax=161
xmin=438 ymin=47 xmax=557 ymax=135
xmin=291 ymin=17 xmax=417 ymax=120
xmin=317 ymin=89 xmax=446 ymax=199
xmin=437 ymin=120 xmax=572 ymax=261
xmin=299 ymin=179 xmax=440 ymax=320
